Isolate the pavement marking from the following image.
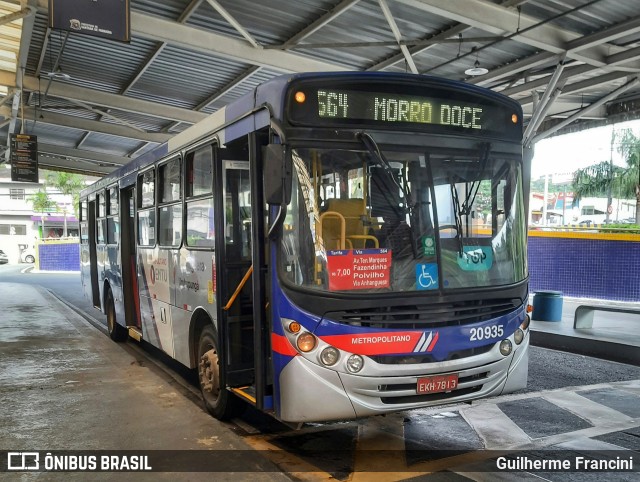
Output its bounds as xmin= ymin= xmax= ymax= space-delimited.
xmin=542 ymin=390 xmax=635 ymax=426
xmin=459 ymin=404 xmax=531 ymax=449
xmin=455 ymin=468 xmax=550 ymax=482
xmin=616 ymin=379 xmax=640 ymax=397
xmin=352 ymin=414 xmax=420 ymax=481
xmin=242 ymin=435 xmax=337 ymax=481
xmin=553 ymin=436 xmax=632 ymax=451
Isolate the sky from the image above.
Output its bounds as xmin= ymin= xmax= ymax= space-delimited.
xmin=530 ymin=119 xmax=640 ymax=180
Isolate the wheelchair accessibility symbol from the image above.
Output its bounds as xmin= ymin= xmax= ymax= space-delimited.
xmin=416 ymin=263 xmax=438 ymax=290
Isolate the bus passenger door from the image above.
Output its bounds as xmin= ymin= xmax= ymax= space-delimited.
xmin=217 ymin=157 xmax=255 ymax=388
xmin=120 ymin=186 xmax=141 ymax=328
xmin=87 ymin=199 xmax=100 ymax=307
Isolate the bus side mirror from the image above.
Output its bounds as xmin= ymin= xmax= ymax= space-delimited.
xmin=263 ymin=144 xmax=292 ymax=205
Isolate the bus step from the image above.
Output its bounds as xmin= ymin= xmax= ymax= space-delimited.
xmin=128 ymin=327 xmax=142 ymax=341
xmin=230 ymin=386 xmax=256 ymax=405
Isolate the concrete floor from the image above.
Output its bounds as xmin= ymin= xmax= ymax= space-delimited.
xmin=0 ymin=282 xmax=290 ymax=481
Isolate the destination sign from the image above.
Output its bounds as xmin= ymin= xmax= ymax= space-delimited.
xmin=286 ymin=80 xmax=522 ymax=139
xmin=317 ymin=89 xmax=485 ymax=130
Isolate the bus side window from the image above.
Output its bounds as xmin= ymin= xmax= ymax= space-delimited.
xmin=158 ymin=157 xmax=182 ymax=247
xmin=96 ymin=191 xmax=106 ymax=244
xmin=137 ymin=169 xmax=156 ymax=247
xmin=185 ymin=146 xmax=215 ymax=248
xmin=106 ymin=186 xmax=119 ymax=245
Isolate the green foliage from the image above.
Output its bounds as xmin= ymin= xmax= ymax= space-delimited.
xmin=571 ymin=128 xmax=640 ymax=223
xmin=572 ymin=161 xmax=621 ymax=200
xmin=530 ymin=177 xmax=565 ymax=194
xmin=45 ymin=171 xmax=85 ymax=218
xmin=28 ymin=190 xmax=55 ymax=213
xmin=601 ymin=223 xmax=640 ymax=234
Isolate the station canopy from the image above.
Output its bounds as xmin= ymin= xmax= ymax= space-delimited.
xmin=1 ymin=0 xmax=640 ymax=176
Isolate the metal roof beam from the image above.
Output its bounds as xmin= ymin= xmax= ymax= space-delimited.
xmin=204 ymin=0 xmax=261 ymax=48
xmin=367 ymin=0 xmax=528 ymax=72
xmin=33 ymin=0 xmax=347 ymax=72
xmin=196 ymin=66 xmax=261 ymax=111
xmin=471 ymin=52 xmax=556 ymax=87
xmin=38 ymin=143 xmax=130 ymax=167
xmin=37 ymin=155 xmax=114 ymax=176
xmin=503 ymin=46 xmax=640 ymax=98
xmin=163 ymin=66 xmax=261 ymax=133
xmin=15 ymin=108 xmax=171 ymax=143
xmin=378 ymin=0 xmax=418 ymax=74
xmin=130 ymin=11 xmax=348 ymax=73
xmin=523 ymin=54 xmax=567 ymax=143
xmin=19 ymin=75 xmax=207 ymax=124
xmin=566 ymin=15 xmax=640 ymax=53
xmin=531 ymin=76 xmax=640 ymax=144
xmin=121 ymin=0 xmax=204 ymax=95
xmin=397 ymin=0 xmax=620 ymax=68
xmin=518 ymin=71 xmax=634 ymax=106
xmin=282 ymin=0 xmax=361 ymax=48
xmin=474 ymin=16 xmax=640 ymax=87
xmin=367 ymin=23 xmax=468 ymax=71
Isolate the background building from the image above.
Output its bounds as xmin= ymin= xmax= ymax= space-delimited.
xmin=0 ymin=168 xmax=79 ymax=263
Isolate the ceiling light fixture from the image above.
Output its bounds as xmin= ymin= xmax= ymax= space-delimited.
xmin=464 ymin=47 xmax=488 ymax=76
xmin=47 ymin=68 xmax=71 ymax=81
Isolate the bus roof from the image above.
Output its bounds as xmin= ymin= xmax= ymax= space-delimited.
xmin=81 ymin=71 xmax=521 ymax=196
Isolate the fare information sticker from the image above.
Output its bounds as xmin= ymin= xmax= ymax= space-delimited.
xmin=327 ymin=248 xmax=391 ymax=291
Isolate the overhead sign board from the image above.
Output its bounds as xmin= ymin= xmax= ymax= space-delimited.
xmin=10 ymin=134 xmax=38 ymax=183
xmin=49 ymin=0 xmax=131 ymax=42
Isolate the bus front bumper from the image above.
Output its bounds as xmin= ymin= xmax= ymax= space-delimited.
xmin=277 ymin=333 xmax=529 ymax=423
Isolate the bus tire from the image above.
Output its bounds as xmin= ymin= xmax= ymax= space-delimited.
xmin=197 ymin=324 xmax=243 ymax=420
xmin=106 ymin=288 xmax=127 ymax=342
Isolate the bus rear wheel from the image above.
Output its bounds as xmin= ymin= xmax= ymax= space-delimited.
xmin=197 ymin=325 xmax=242 ymax=420
xmin=106 ymin=289 xmax=127 ymax=342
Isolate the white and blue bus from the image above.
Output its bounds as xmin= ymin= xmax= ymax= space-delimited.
xmin=79 ymin=72 xmax=530 ymax=423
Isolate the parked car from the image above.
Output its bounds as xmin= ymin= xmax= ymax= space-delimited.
xmin=0 ymin=250 xmax=8 ymax=264
xmin=20 ymin=248 xmax=35 ymax=264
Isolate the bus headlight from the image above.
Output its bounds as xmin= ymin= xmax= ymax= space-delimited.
xmin=499 ymin=339 xmax=512 ymax=356
xmin=346 ymin=354 xmax=364 ymax=373
xmin=514 ymin=328 xmax=524 ymax=345
xmin=296 ymin=332 xmax=317 ymax=352
xmin=320 ymin=347 xmax=339 ymax=366
xmin=521 ymin=315 xmax=530 ymax=331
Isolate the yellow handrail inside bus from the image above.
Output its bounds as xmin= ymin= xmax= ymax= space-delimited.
xmin=223 ymin=265 xmax=253 ymax=311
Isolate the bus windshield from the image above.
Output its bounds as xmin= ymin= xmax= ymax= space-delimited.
xmin=280 ymin=143 xmax=527 ymax=294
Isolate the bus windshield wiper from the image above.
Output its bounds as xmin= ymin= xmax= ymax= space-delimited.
xmin=459 ymin=143 xmax=491 ymax=217
xmin=357 ymin=132 xmax=412 ymax=215
xmin=357 ymin=132 xmax=418 ymax=258
xmin=450 ymin=143 xmax=491 ymax=257
xmin=450 ymin=177 xmax=464 ymax=257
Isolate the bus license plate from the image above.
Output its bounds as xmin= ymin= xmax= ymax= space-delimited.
xmin=417 ymin=374 xmax=458 ymax=394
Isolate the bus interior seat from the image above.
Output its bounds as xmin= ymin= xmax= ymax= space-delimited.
xmin=320 ymin=198 xmax=378 ymax=249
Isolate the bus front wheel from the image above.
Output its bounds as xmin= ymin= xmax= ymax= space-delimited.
xmin=197 ymin=325 xmax=242 ymax=420
xmin=106 ymin=289 xmax=127 ymax=342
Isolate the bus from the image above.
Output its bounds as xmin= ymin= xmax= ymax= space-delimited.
xmin=79 ymin=72 xmax=530 ymax=424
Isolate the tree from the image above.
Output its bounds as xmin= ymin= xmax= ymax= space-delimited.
xmin=46 ymin=171 xmax=85 ymax=237
xmin=615 ymin=129 xmax=640 ymax=223
xmin=28 ymin=190 xmax=56 ymax=238
xmin=572 ymin=128 xmax=640 ymax=223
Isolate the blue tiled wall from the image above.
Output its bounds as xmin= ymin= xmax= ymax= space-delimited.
xmin=39 ymin=243 xmax=80 ymax=272
xmin=528 ymin=236 xmax=640 ymax=301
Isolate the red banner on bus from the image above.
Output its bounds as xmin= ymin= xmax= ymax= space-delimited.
xmin=327 ymin=249 xmax=391 ymax=291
